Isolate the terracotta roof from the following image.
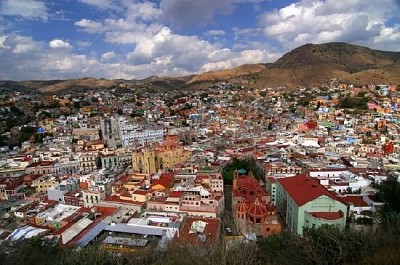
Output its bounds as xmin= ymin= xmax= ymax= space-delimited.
xmin=104 ymin=195 xmax=145 ymax=206
xmin=308 ymin=211 xmax=344 ymax=220
xmin=132 ymin=189 xmax=150 ymax=195
xmin=236 ymin=201 xmax=248 ymax=213
xmin=151 ymin=173 xmax=174 ymax=189
xmin=175 ymin=217 xmax=220 ymax=246
xmin=237 ymin=176 xmax=260 ymax=191
xmin=278 ymin=174 xmax=340 ymax=206
xmin=247 ymin=198 xmax=267 ymax=217
xmin=27 ymin=161 xmax=54 ymax=167
xmin=169 ymin=191 xmax=183 ymax=198
xmin=339 ymin=195 xmax=369 ymax=207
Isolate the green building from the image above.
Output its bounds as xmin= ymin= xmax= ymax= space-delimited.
xmin=276 ymin=174 xmax=347 ymax=235
xmin=266 ymin=177 xmax=277 ymax=205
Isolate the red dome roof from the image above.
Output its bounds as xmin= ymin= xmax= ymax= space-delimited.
xmin=238 ymin=176 xmax=260 ymax=192
xmin=236 ymin=201 xmax=248 ymax=213
xmin=247 ymin=198 xmax=267 ymax=218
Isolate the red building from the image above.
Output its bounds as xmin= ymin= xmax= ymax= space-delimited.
xmin=232 ymin=170 xmax=281 ymax=237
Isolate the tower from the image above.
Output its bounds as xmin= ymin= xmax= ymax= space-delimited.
xmin=233 ymin=169 xmax=238 ymax=191
xmin=143 ymin=149 xmax=157 ymax=174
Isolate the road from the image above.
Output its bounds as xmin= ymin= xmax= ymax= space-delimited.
xmin=222 ymin=185 xmax=237 ymax=235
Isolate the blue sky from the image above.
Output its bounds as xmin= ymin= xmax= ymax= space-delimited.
xmin=0 ymin=0 xmax=399 ymax=80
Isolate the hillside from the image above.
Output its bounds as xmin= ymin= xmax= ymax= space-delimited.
xmin=253 ymin=42 xmax=400 ymax=88
xmin=187 ymin=64 xmax=267 ymax=84
xmin=187 ymin=42 xmax=400 ymax=88
xmin=0 ymin=76 xmax=192 ymax=94
xmin=38 ymin=78 xmax=117 ymax=93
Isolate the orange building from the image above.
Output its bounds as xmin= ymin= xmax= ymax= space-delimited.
xmin=383 ymin=141 xmax=395 ymax=155
xmin=132 ymin=135 xmax=192 ymax=174
xmin=232 ymin=170 xmax=281 ymax=237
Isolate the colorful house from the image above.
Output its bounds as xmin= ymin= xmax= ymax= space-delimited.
xmin=276 ymin=174 xmax=347 ymax=235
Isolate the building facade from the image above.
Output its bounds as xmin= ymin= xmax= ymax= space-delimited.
xmin=276 ymin=174 xmax=348 ymax=235
xmin=232 ymin=170 xmax=281 ymax=237
xmin=132 ymin=135 xmax=192 ymax=174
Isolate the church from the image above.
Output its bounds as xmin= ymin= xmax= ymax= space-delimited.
xmin=232 ymin=169 xmax=281 ymax=238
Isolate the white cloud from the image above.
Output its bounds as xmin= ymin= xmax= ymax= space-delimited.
xmin=77 ymin=0 xmax=117 ymax=10
xmin=8 ymin=35 xmax=42 ymax=54
xmin=75 ymin=19 xmax=104 ymax=33
xmin=202 ymin=49 xmax=281 ymax=72
xmin=0 ymin=35 xmax=7 ymax=48
xmin=0 ymin=0 xmax=282 ymax=81
xmin=0 ymin=0 xmax=48 ymax=20
xmin=205 ymin=30 xmax=226 ymax=36
xmin=123 ymin=0 xmax=161 ymax=21
xmin=101 ymin=51 xmax=116 ymax=60
xmin=126 ymin=27 xmax=223 ymax=71
xmin=49 ymin=39 xmax=72 ymax=50
xmin=76 ymin=41 xmax=92 ymax=48
xmin=258 ymin=0 xmax=400 ymax=51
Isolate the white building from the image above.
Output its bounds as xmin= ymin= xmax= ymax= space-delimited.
xmin=118 ymin=117 xmax=163 ymax=147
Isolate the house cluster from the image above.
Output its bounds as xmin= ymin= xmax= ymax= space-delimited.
xmin=0 ymin=81 xmax=399 ymax=252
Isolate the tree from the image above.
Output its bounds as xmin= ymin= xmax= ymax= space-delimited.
xmin=376 ymin=178 xmax=400 ymax=213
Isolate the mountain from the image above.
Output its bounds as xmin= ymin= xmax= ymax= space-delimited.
xmin=1 ymin=42 xmax=400 ymax=93
xmin=189 ymin=42 xmax=400 ymax=88
xmin=0 ymin=76 xmax=192 ymax=94
xmin=38 ymin=78 xmax=117 ymax=93
xmin=187 ymin=64 xmax=268 ymax=84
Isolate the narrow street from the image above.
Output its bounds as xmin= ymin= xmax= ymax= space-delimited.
xmin=222 ymin=185 xmax=238 ymax=235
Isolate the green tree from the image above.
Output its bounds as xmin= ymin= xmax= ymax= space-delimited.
xmin=376 ymin=178 xmax=400 ymax=213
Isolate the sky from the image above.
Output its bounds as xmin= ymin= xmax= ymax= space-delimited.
xmin=0 ymin=0 xmax=399 ymax=81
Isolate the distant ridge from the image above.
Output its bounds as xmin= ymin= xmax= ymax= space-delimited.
xmin=1 ymin=42 xmax=400 ymax=93
xmin=187 ymin=64 xmax=267 ymax=84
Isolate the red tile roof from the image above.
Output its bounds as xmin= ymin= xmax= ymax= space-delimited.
xmin=237 ymin=175 xmax=260 ymax=191
xmin=169 ymin=191 xmax=183 ymax=198
xmin=104 ymin=195 xmax=145 ymax=206
xmin=339 ymin=195 xmax=369 ymax=207
xmin=151 ymin=173 xmax=174 ymax=189
xmin=278 ymin=174 xmax=340 ymax=206
xmin=308 ymin=211 xmax=344 ymax=220
xmin=132 ymin=189 xmax=150 ymax=195
xmin=247 ymin=198 xmax=267 ymax=217
xmin=175 ymin=217 xmax=220 ymax=246
xmin=27 ymin=161 xmax=54 ymax=168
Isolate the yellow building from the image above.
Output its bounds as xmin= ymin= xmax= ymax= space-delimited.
xmin=32 ymin=178 xmax=60 ymax=193
xmin=132 ymin=135 xmax=192 ymax=174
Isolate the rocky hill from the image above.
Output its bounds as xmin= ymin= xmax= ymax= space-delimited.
xmin=188 ymin=42 xmax=400 ymax=88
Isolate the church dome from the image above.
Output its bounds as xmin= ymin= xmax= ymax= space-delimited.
xmin=237 ymin=201 xmax=248 ymax=213
xmin=247 ymin=198 xmax=267 ymax=218
xmin=239 ymin=176 xmax=260 ymax=192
